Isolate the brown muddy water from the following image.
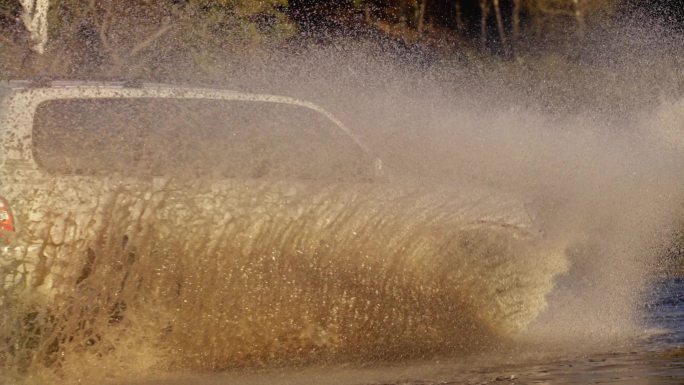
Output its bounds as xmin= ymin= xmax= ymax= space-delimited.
xmin=112 ymin=278 xmax=684 ymax=385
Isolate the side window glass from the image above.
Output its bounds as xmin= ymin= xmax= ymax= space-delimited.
xmin=33 ymin=98 xmax=373 ymax=181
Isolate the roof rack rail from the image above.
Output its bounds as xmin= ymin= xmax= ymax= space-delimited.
xmin=0 ymin=80 xmax=31 ymax=88
xmin=122 ymin=79 xmax=144 ymax=88
xmin=28 ymin=77 xmax=53 ymax=88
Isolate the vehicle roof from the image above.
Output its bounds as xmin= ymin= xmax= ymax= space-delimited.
xmin=0 ymin=79 xmax=385 ymax=175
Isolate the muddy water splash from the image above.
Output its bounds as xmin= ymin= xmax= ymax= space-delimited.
xmin=1 ymin=174 xmax=566 ymax=378
xmin=3 ymin=34 xmax=684 ymax=384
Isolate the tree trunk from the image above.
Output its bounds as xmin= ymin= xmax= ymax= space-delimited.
xmin=417 ymin=0 xmax=427 ymax=36
xmin=479 ymin=0 xmax=489 ymax=50
xmin=455 ymin=0 xmax=464 ymax=34
xmin=492 ymin=0 xmax=508 ymax=55
xmin=573 ymin=0 xmax=585 ymax=37
xmin=512 ymin=0 xmax=520 ymax=42
xmin=19 ymin=0 xmax=50 ymax=54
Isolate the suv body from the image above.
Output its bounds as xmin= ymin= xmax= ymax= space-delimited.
xmin=0 ymin=81 xmax=565 ymax=368
xmin=0 ymin=81 xmax=385 ymax=291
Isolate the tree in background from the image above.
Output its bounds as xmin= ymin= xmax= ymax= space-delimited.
xmin=352 ymin=0 xmax=619 ymax=56
xmin=0 ymin=0 xmax=627 ymax=79
xmin=19 ymin=0 xmax=49 ymax=53
xmin=1 ymin=0 xmax=295 ymax=78
xmin=524 ymin=0 xmax=619 ymax=38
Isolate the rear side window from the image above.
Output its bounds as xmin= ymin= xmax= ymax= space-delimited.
xmin=33 ymin=98 xmax=372 ymax=180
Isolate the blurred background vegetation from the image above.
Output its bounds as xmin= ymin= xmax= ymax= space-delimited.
xmin=1 ymin=0 xmax=683 ymax=80
xmin=0 ymin=0 xmax=295 ymax=78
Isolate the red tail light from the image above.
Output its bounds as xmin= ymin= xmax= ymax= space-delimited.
xmin=0 ymin=196 xmax=15 ymax=244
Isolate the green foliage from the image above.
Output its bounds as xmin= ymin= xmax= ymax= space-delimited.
xmin=0 ymin=0 xmax=17 ymax=13
xmin=3 ymin=0 xmax=296 ymax=79
xmin=0 ymin=0 xmax=625 ymax=79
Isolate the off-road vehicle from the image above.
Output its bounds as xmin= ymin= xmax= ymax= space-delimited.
xmin=0 ymin=80 xmax=564 ymax=370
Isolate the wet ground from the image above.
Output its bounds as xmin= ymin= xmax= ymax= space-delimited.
xmin=128 ymin=278 xmax=684 ymax=385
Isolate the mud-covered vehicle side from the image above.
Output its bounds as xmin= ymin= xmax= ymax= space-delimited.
xmin=0 ymin=81 xmax=565 ymax=375
xmin=0 ymin=81 xmax=382 ymax=293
